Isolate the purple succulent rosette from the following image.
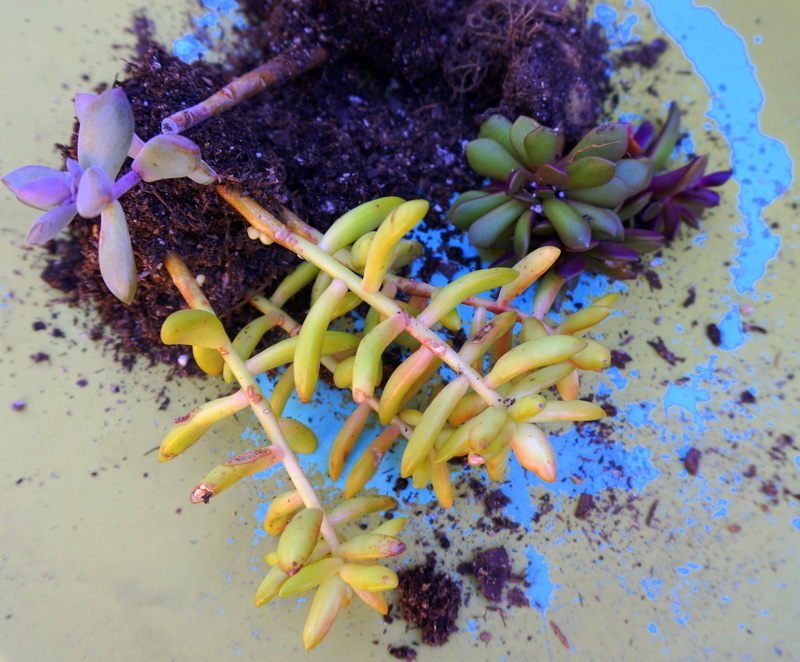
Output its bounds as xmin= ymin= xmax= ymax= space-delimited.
xmin=2 ymin=87 xmax=217 ymax=303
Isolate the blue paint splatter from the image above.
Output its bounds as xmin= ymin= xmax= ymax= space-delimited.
xmin=645 ymin=0 xmax=792 ymax=294
xmin=648 ymin=622 xmax=658 ymax=634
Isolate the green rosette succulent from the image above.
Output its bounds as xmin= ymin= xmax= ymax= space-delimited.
xmin=448 ymin=113 xmax=659 ymax=278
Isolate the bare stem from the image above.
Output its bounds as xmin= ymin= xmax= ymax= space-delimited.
xmin=162 ymin=47 xmax=328 ymax=134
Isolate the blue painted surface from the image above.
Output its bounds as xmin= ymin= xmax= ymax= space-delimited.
xmin=645 ymin=0 xmax=792 ymax=294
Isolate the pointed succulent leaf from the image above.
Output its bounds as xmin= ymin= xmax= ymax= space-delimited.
xmin=563 ymin=199 xmax=624 ymax=241
xmin=26 ymin=202 xmax=78 ymax=244
xmin=186 ymin=159 xmax=218 ymax=185
xmin=523 ymin=126 xmax=562 ymax=169
xmin=563 ymin=156 xmax=616 ymax=189
xmin=513 ymin=210 xmax=532 ymax=258
xmin=553 ymin=254 xmax=587 ymax=279
xmin=448 ymin=190 xmax=509 ymax=230
xmin=645 ymin=102 xmax=681 ymax=170
xmin=586 ymin=241 xmax=640 ymax=261
xmin=541 ymin=198 xmax=593 ymax=250
xmin=505 ymin=168 xmax=534 ymax=195
xmin=566 ymin=122 xmax=629 ymax=163
xmin=509 ymin=115 xmax=541 ymax=168
xmin=567 ymin=176 xmax=632 ymax=208
xmin=697 ymin=169 xmax=733 ymax=188
xmin=633 ymin=120 xmax=654 ymax=152
xmin=622 ymin=228 xmax=666 ymax=254
xmin=3 ymin=165 xmax=69 ymax=208
xmin=76 ymin=165 xmax=114 ymax=218
xmin=511 ymin=423 xmax=557 ymax=482
xmin=617 ymin=191 xmax=652 ymax=221
xmin=65 ymin=159 xmax=83 ymax=192
xmin=468 ymin=198 xmax=528 ymax=248
xmin=77 ymin=87 xmax=134 ymax=180
xmin=615 ymin=158 xmax=654 ymax=196
xmin=14 ymin=175 xmax=72 ymax=210
xmin=535 ymin=163 xmax=570 ymax=187
xmin=161 ymin=309 xmax=228 ymax=349
xmin=465 ymin=138 xmax=524 ymax=181
xmin=478 ymin=114 xmax=516 ymax=154
xmin=132 ymin=134 xmax=203 ymax=182
xmin=98 ymin=200 xmax=137 ymax=303
xmin=73 ymin=92 xmax=96 ymax=123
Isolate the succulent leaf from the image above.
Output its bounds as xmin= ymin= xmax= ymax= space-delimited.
xmin=76 ymin=165 xmax=114 ymax=218
xmin=563 ymin=155 xmax=617 ymax=189
xmin=26 ymin=202 xmax=78 ymax=244
xmin=509 ymin=115 xmax=542 ymax=168
xmin=523 ymin=126 xmax=562 ymax=169
xmin=448 ymin=190 xmax=508 ymax=230
xmin=132 ymin=133 xmax=203 ymax=182
xmin=15 ymin=175 xmax=72 ymax=210
xmin=98 ymin=200 xmax=137 ymax=303
xmin=541 ymin=198 xmax=593 ymax=250
xmin=467 ymin=198 xmax=528 ymax=247
xmin=77 ymin=87 xmax=134 ymax=180
xmin=566 ymin=122 xmax=629 ymax=163
xmin=465 ymin=138 xmax=523 ymax=181
xmin=161 ymin=309 xmax=227 ymax=349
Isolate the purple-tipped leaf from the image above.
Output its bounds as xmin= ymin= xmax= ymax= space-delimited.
xmin=76 ymin=165 xmax=114 ymax=218
xmin=14 ymin=176 xmax=71 ymax=210
xmin=587 ymin=241 xmax=640 ymax=261
xmin=26 ymin=202 xmax=78 ymax=244
xmin=3 ymin=165 xmax=69 ymax=208
xmin=697 ymin=169 xmax=733 ymax=188
xmin=98 ymin=200 xmax=137 ymax=303
xmin=132 ymin=134 xmax=203 ymax=182
xmin=645 ymin=102 xmax=681 ymax=170
xmin=65 ymin=159 xmax=83 ymax=193
xmin=77 ymin=87 xmax=134 ymax=180
xmin=633 ymin=121 xmax=654 ymax=152
xmin=554 ymin=254 xmax=587 ymax=279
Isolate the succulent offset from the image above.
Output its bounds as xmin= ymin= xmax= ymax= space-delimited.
xmin=2 ymin=87 xmax=216 ymax=303
xmin=447 ymin=103 xmax=732 ymax=280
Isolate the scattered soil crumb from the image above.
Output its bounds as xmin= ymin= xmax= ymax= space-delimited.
xmin=387 ymin=644 xmax=418 ymax=660
xmin=647 ymin=336 xmax=685 ymax=366
xmin=575 ymin=492 xmax=595 ymax=519
xmin=684 ymin=447 xmax=702 ymax=475
xmin=706 ymin=323 xmax=722 ymax=346
xmin=471 ymin=547 xmax=511 ymax=602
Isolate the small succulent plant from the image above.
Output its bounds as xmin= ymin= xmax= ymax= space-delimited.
xmin=156 ymin=192 xmax=619 ymax=648
xmin=2 ymin=87 xmax=217 ymax=303
xmin=447 ymin=103 xmax=732 ymax=280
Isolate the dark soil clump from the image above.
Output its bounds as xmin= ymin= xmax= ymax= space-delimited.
xmin=397 ymin=556 xmax=462 ymax=646
xmin=39 ymin=0 xmax=613 ymax=370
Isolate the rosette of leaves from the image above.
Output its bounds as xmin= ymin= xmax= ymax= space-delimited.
xmin=630 ymin=104 xmax=733 ymax=241
xmin=448 ymin=105 xmax=730 ymax=279
xmin=2 ymin=87 xmax=216 ymax=303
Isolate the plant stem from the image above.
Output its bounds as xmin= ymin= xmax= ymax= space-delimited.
xmin=161 ymin=47 xmax=328 ymax=134
xmin=164 ymin=252 xmax=340 ymax=553
xmin=218 ymin=186 xmax=505 ymax=407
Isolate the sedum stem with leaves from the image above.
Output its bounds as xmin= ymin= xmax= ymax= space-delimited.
xmin=164 ymin=252 xmax=340 ymax=554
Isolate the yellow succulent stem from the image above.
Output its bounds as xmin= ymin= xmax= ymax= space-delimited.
xmin=164 ymin=252 xmax=340 ymax=554
xmin=218 ymin=186 xmax=505 ymax=408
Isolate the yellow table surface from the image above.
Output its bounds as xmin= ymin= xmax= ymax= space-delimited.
xmin=1 ymin=1 xmax=797 ymax=660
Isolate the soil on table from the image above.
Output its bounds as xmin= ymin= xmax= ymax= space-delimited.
xmin=40 ymin=0 xmax=617 ymax=371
